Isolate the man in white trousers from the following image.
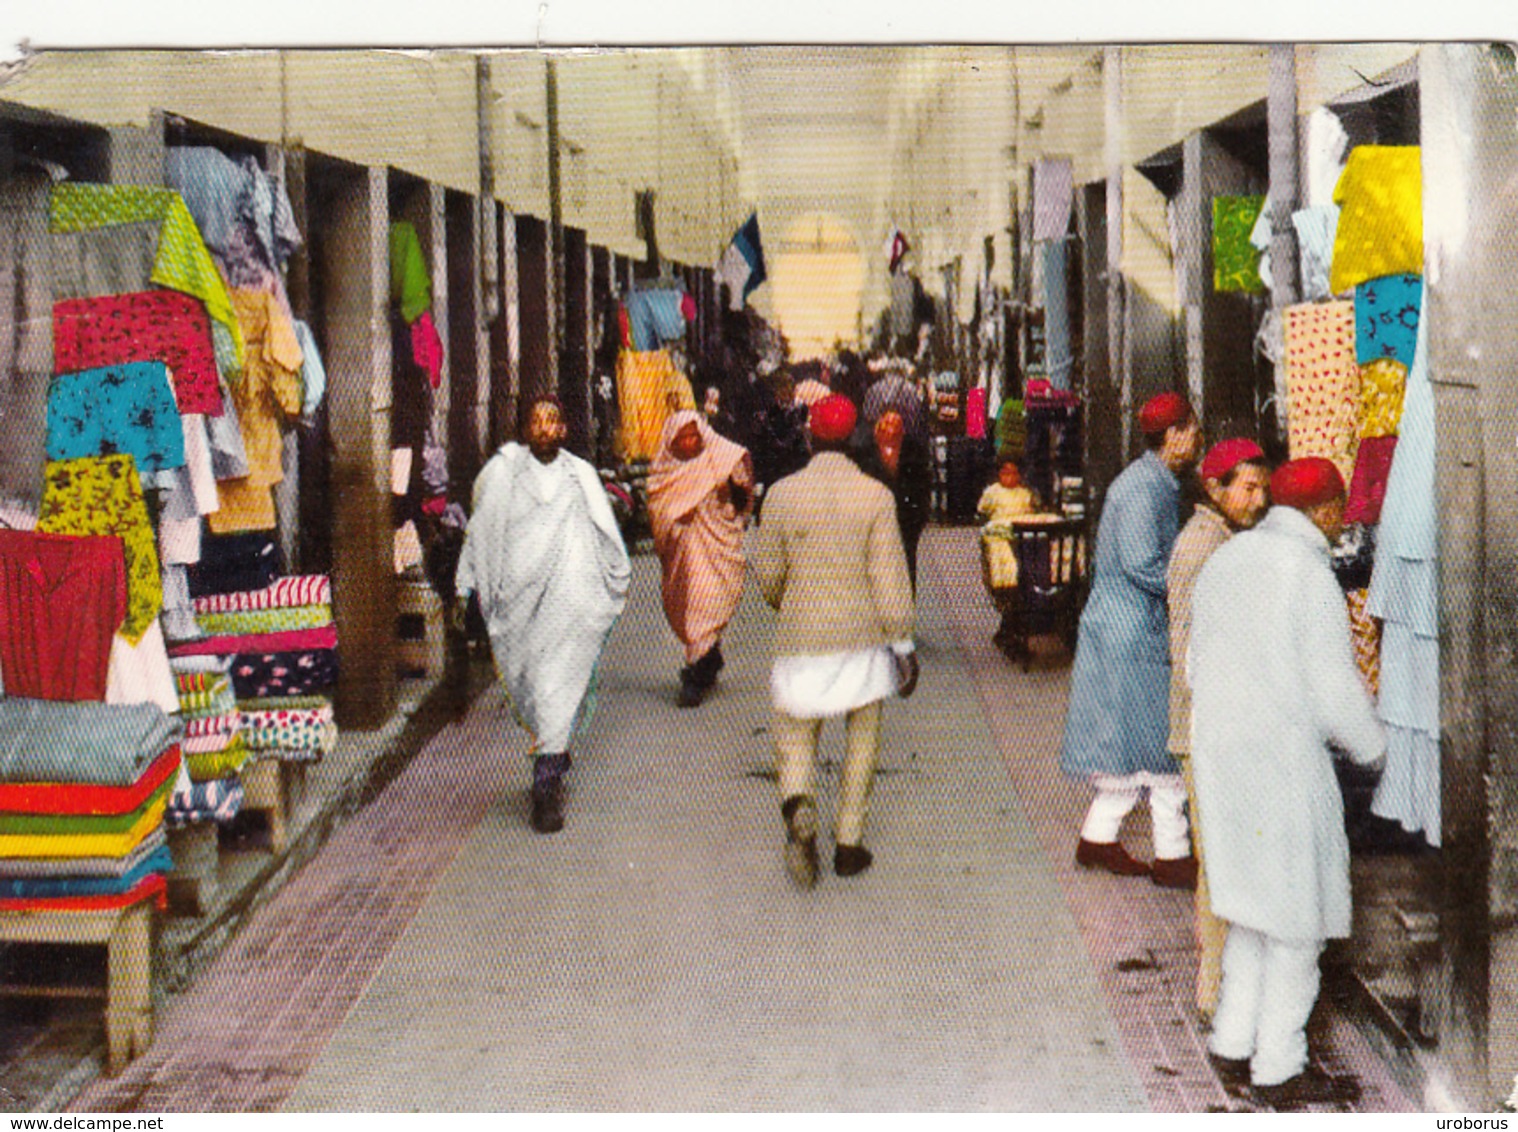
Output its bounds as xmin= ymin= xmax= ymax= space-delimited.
xmin=1188 ymin=456 xmax=1385 ymax=1108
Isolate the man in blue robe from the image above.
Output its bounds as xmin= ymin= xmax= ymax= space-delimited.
xmin=1060 ymin=392 xmax=1202 ymax=882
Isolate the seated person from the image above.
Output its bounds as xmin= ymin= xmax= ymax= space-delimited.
xmin=978 ymin=458 xmax=1039 ymax=589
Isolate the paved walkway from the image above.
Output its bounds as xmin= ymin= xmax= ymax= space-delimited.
xmin=67 ymin=528 xmax=1416 ymax=1112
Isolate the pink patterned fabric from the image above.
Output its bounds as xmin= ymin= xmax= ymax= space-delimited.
xmin=192 ymin=574 xmax=331 ymax=615
xmin=410 ymin=310 xmax=444 ymax=390
xmin=1283 ymin=301 xmax=1361 ymax=486
xmin=53 ymin=291 xmax=221 ymax=415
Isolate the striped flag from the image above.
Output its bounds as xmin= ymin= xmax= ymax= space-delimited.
xmin=716 ymin=212 xmax=767 ymax=311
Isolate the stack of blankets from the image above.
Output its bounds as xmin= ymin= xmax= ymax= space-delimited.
xmin=164 ymin=660 xmax=246 ymax=827
xmin=170 ymin=538 xmax=338 ymax=804
xmin=0 ymin=700 xmax=180 ymax=911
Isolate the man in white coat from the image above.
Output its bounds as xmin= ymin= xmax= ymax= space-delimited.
xmin=1188 ymin=456 xmax=1385 ymax=1108
xmin=455 ymin=395 xmax=631 ymax=834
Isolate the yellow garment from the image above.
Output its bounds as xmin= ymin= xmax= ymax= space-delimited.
xmin=37 ymin=455 xmax=161 ymax=644
xmin=978 ymin=484 xmax=1036 ymax=591
xmin=47 ymin=183 xmax=244 ymax=368
xmin=0 ymin=795 xmax=167 ymax=859
xmin=1330 ymin=146 xmax=1423 ymax=295
xmin=209 ymin=290 xmax=303 ymax=535
xmin=616 ymin=349 xmax=696 ymax=462
xmin=1359 ymin=358 xmax=1408 ymax=439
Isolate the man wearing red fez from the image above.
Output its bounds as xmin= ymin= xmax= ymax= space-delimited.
xmin=1164 ymin=437 xmax=1270 ymax=1022
xmin=1187 ymin=456 xmax=1384 ymax=1106
xmin=753 ymin=393 xmax=918 ymax=889
xmin=1060 ymin=391 xmax=1202 ymax=879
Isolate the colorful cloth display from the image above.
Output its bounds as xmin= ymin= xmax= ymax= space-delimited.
xmin=185 ymin=734 xmax=252 ymax=782
xmin=0 ymin=776 xmax=174 ymax=837
xmin=164 ymin=146 xmax=301 ymax=270
xmin=165 ymin=776 xmax=243 ymax=827
xmin=1330 ymin=146 xmax=1423 ymax=295
xmin=1282 ymin=301 xmax=1361 ymax=485
xmin=1212 ymin=195 xmax=1268 ymax=293
xmin=183 ymin=711 xmax=242 ymax=740
xmin=36 ymin=455 xmax=161 ymax=643
xmin=194 ymin=604 xmax=333 ymax=638
xmin=240 ymin=718 xmax=337 ymax=753
xmin=1344 ymin=435 xmax=1398 ymax=526
xmin=0 ymin=844 xmax=172 ymax=900
xmin=0 ymin=872 xmax=167 ymax=911
xmin=0 ymin=747 xmax=180 ymax=817
xmin=47 ymin=182 xmax=243 ymax=366
xmin=0 ymin=793 xmax=169 ymax=859
xmin=623 ymin=289 xmax=689 ymax=351
xmin=193 ymin=575 xmax=331 ymax=615
xmin=388 ymin=221 xmax=432 ymax=324
xmin=53 ymin=291 xmax=222 ymax=416
xmin=168 ymin=623 xmax=337 ymax=659
xmin=229 ymin=650 xmax=339 ymax=699
xmin=1355 ymin=273 xmax=1422 ymax=368
xmin=1345 ymin=587 xmax=1381 ymax=699
xmin=617 ymin=349 xmax=696 ymax=462
xmin=1359 ymin=358 xmax=1408 ymax=439
xmin=46 ymin=361 xmax=185 ymax=475
xmin=0 ymin=828 xmax=165 ymax=879
xmin=0 ymin=530 xmax=127 ymax=702
xmin=0 ymin=700 xmax=179 ymax=787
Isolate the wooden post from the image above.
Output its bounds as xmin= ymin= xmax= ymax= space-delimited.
xmin=491 ymin=203 xmax=520 ymax=446
xmin=1103 ymin=47 xmax=1128 ymax=465
xmin=324 ymin=165 xmax=396 ymax=729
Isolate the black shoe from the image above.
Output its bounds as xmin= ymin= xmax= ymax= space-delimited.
xmin=1207 ymin=1053 xmax=1251 ymax=1090
xmin=1253 ymin=1067 xmax=1361 ymax=1109
xmin=677 ymin=668 xmax=706 ymax=708
xmin=834 ymin=843 xmax=873 ymax=877
xmin=781 ymin=795 xmax=818 ymax=889
xmin=530 ymin=782 xmax=564 ymax=834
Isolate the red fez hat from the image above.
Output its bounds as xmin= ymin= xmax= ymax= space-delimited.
xmin=1199 ymin=437 xmax=1266 ymax=482
xmin=809 ymin=394 xmax=858 ymax=443
xmin=1137 ymin=392 xmax=1193 ymax=435
xmin=1270 ymin=457 xmax=1346 ymax=509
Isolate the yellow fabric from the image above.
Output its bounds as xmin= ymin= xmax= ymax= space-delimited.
xmin=0 ymin=795 xmax=166 ymax=859
xmin=48 ymin=183 xmax=244 ymax=368
xmin=209 ymin=290 xmax=303 ymax=535
xmin=37 ymin=455 xmax=161 ymax=644
xmin=616 ymin=350 xmax=696 ymax=462
xmin=1330 ymin=146 xmax=1423 ymax=296
xmin=1359 ymin=357 xmax=1408 ymax=439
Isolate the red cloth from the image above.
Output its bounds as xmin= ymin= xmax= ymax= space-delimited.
xmin=809 ymin=394 xmax=857 ymax=443
xmin=53 ymin=291 xmax=222 ymax=416
xmin=167 ymin=623 xmax=338 ymax=658
xmin=0 ymin=872 xmax=166 ymax=912
xmin=1200 ymin=438 xmax=1266 ymax=483
xmin=1138 ymin=391 xmax=1193 ymax=435
xmin=0 ymin=747 xmax=180 ymax=817
xmin=965 ymin=387 xmax=988 ymax=440
xmin=680 ymin=292 xmax=697 ymax=323
xmin=410 ymin=309 xmax=445 ymax=390
xmin=0 ymin=529 xmax=127 ymax=702
xmin=1343 ymin=435 xmax=1398 ymax=525
xmin=1271 ymin=457 xmax=1345 ymax=509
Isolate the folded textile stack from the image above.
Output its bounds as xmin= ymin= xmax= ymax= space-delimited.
xmin=0 ymin=699 xmax=180 ymax=911
xmin=168 ymin=659 xmax=251 ymax=788
xmin=172 ymin=562 xmax=338 ymax=772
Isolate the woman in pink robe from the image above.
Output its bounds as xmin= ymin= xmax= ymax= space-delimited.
xmin=648 ymin=410 xmax=754 ymax=707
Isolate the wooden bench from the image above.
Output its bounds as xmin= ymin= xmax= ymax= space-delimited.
xmin=0 ymin=895 xmax=155 ymax=1074
xmin=239 ymin=758 xmax=307 ymax=855
xmin=166 ymin=822 xmax=220 ymax=915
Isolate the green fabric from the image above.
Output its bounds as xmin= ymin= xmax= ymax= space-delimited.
xmin=237 ymin=695 xmax=333 ymax=713
xmin=995 ymin=399 xmax=1027 ymax=461
xmin=48 ymin=183 xmax=245 ymax=366
xmin=388 ymin=221 xmax=432 ymax=324
xmin=195 ymin=603 xmax=333 ymax=637
xmin=187 ymin=735 xmax=253 ymax=782
xmin=0 ymin=777 xmax=172 ymax=836
xmin=1212 ymin=195 xmax=1267 ymax=293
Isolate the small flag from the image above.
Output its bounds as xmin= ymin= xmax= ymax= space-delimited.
xmin=885 ymin=227 xmax=910 ymax=274
xmin=716 ymin=213 xmax=767 ymax=311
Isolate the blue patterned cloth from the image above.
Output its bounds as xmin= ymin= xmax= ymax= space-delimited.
xmin=166 ymin=775 xmax=244 ymax=827
xmin=46 ymin=361 xmax=185 ymax=475
xmin=0 ymin=844 xmax=172 ymax=899
xmin=1355 ymin=273 xmax=1422 ymax=368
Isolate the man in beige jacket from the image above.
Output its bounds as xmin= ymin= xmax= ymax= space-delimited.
xmin=752 ymin=394 xmax=918 ymax=889
xmin=1166 ymin=436 xmax=1269 ymax=1018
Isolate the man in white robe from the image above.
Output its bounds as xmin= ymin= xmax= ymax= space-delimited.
xmin=1188 ymin=456 xmax=1384 ymax=1107
xmin=455 ymin=396 xmax=630 ymax=833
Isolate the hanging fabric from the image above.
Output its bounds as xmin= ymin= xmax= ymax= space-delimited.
xmin=46 ymin=362 xmax=185 ymax=476
xmin=388 ymin=221 xmax=432 ymax=324
xmin=1358 ymin=358 xmax=1408 ymax=439
xmin=1290 ymin=205 xmax=1340 ymax=302
xmin=616 ymin=349 xmax=695 ymax=462
xmin=1355 ymin=273 xmax=1422 ymax=368
xmin=1282 ymin=300 xmax=1361 ymax=485
xmin=1330 ymin=146 xmax=1423 ymax=295
xmin=1212 ymin=195 xmax=1268 ymax=293
xmin=1343 ymin=435 xmax=1398 ymax=526
xmin=1041 ymin=238 xmax=1074 ymax=390
xmin=1032 ymin=158 xmax=1074 ymax=242
xmin=1367 ymin=278 xmax=1439 ymax=847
